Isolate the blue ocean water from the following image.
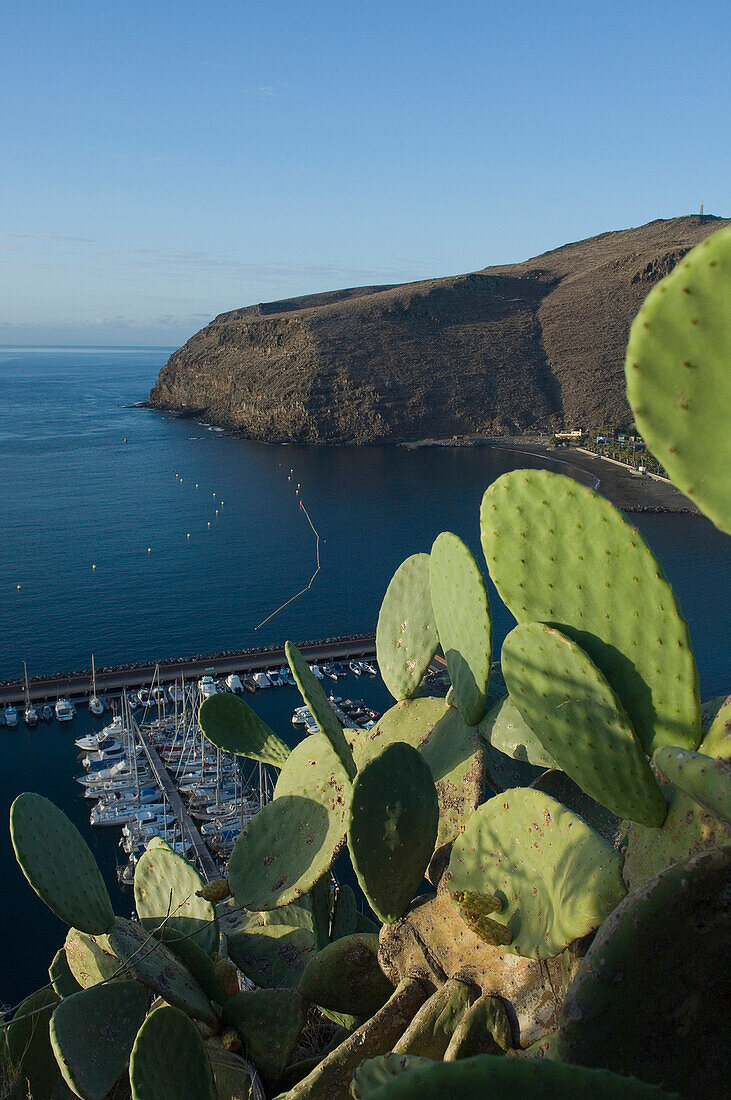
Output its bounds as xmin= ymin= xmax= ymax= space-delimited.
xmin=0 ymin=347 xmax=728 ymax=1005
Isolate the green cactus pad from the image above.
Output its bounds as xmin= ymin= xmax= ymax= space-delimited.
xmin=480 ymin=470 xmax=700 ymax=755
xmin=479 ymin=694 xmax=557 ymax=769
xmin=376 ymin=553 xmax=439 ymax=701
xmin=559 ymin=848 xmax=729 ymax=1096
xmin=199 ymin=691 xmax=290 ymax=767
xmin=286 ymin=640 xmax=356 ymax=779
xmin=225 ymin=914 xmax=316 ymax=988
xmin=3 ymin=987 xmax=60 ymax=1100
xmin=448 ymin=788 xmax=626 ymax=959
xmin=348 ymin=742 xmax=439 ymax=922
xmin=429 ymin=532 xmax=492 ymax=724
xmin=299 ymin=933 xmax=394 ymax=1017
xmin=223 ymin=989 xmax=307 ymax=1085
xmin=64 ymin=927 xmax=120 ymax=988
xmin=530 ymin=770 xmax=620 ymax=843
xmin=622 ymin=705 xmax=731 ymax=890
xmin=96 ymin=916 xmax=217 ymax=1028
xmin=153 ymin=927 xmax=230 ymax=1004
xmin=10 ymin=793 xmax=115 ymax=934
xmin=49 ymin=948 xmax=82 ymax=1000
xmin=353 ymin=696 xmax=485 ymax=846
xmin=204 ymin=1040 xmax=257 ymax=1100
xmin=228 ymin=732 xmax=350 ymax=911
xmin=330 ymin=883 xmax=358 ymax=941
xmin=130 ymin=1005 xmax=215 ymax=1100
xmin=50 ymin=980 xmax=148 ymax=1100
xmin=626 ymin=224 xmax=731 ymax=533
xmin=359 ymin=1055 xmax=678 ymax=1098
xmin=501 ymin=622 xmax=666 ymax=826
xmin=134 ymin=844 xmax=218 ymax=955
xmin=443 ymin=993 xmax=512 ymax=1059
xmin=351 ymin=1055 xmax=436 ymax=1098
xmin=652 ymin=746 xmax=731 ymax=825
xmin=394 ymin=979 xmax=478 ymax=1059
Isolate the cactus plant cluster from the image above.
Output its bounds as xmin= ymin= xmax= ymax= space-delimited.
xmin=3 ymin=224 xmax=729 ymax=1099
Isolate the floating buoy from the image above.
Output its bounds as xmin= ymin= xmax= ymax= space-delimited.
xmin=195 ymin=483 xmax=199 ymax=488
xmin=212 ymin=492 xmax=216 ymax=498
xmin=92 ymin=564 xmax=96 ymax=570
xmin=147 ymin=548 xmax=151 ymax=553
xmin=215 ymin=509 xmax=219 ymax=515
xmin=16 ymin=584 xmax=21 ymax=591
xmin=187 ymin=533 xmax=190 ymax=539
xmin=207 ymin=522 xmax=211 ymax=527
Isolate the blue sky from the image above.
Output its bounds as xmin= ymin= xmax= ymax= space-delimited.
xmin=1 ymin=0 xmax=728 ymax=345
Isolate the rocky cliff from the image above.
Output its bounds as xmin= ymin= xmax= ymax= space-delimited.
xmin=149 ymin=215 xmax=728 ymax=443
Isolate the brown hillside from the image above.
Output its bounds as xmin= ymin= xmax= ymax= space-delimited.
xmin=149 ymin=215 xmax=727 ymax=443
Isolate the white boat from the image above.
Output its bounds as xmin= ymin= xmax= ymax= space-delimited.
xmin=4 ymin=704 xmax=19 ymax=728
xmin=198 ymin=676 xmax=217 ymax=699
xmin=76 ymin=716 xmax=124 ymax=751
xmin=168 ymin=681 xmax=185 ymax=704
xmin=22 ymin=662 xmax=38 ymax=727
xmin=309 ymin=665 xmax=324 ymax=680
xmin=252 ymin=672 xmax=270 ymax=689
xmin=226 ymin=674 xmax=244 ymax=694
xmin=55 ymin=698 xmax=75 ymax=722
xmin=348 ymin=661 xmax=362 ymax=676
xmin=88 ymin=655 xmax=104 ymax=716
xmin=267 ymin=669 xmax=283 ymax=687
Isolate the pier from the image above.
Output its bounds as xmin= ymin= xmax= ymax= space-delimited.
xmin=0 ymin=632 xmax=377 ymax=706
xmin=131 ymin=712 xmax=219 ymax=881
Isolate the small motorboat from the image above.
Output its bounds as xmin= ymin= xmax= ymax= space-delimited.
xmin=226 ymin=674 xmax=244 ymax=694
xmin=55 ymin=698 xmax=75 ymax=722
xmin=242 ymin=676 xmax=257 ymax=693
xmin=24 ymin=704 xmax=39 ymax=728
xmin=4 ymin=704 xmax=19 ymax=728
xmin=41 ymin=705 xmax=54 ymax=723
xmin=309 ymin=665 xmax=324 ymax=680
xmin=267 ymin=669 xmax=283 ymax=687
xmin=320 ymin=664 xmax=337 ymax=680
xmin=198 ymin=676 xmax=217 ymax=700
xmin=348 ymin=661 xmax=362 ymax=677
xmin=252 ymin=672 xmax=270 ymax=689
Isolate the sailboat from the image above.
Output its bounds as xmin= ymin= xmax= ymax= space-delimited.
xmin=89 ymin=655 xmax=104 ymax=717
xmin=23 ymin=662 xmax=38 ymax=727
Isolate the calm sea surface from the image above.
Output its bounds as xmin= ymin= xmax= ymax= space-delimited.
xmin=1 ymin=347 xmax=728 ymax=1004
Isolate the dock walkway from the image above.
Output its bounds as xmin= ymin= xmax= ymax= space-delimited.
xmin=131 ymin=714 xmax=219 ymax=881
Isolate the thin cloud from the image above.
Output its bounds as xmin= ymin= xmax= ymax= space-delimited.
xmin=0 ymin=231 xmax=95 ymax=245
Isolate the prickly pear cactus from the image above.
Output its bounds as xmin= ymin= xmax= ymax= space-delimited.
xmin=354 ymin=1055 xmax=679 ymax=1098
xmin=134 ymin=844 xmax=218 ymax=955
xmin=351 ymin=1054 xmax=436 ymax=1098
xmin=49 ymin=980 xmax=148 ymax=1100
xmin=48 ymin=947 xmax=82 ymax=1000
xmin=129 ymin=1005 xmax=215 ymax=1100
xmin=228 ymin=731 xmax=350 ymax=911
xmin=443 ymin=992 xmax=512 ymax=1059
xmin=353 ymin=696 xmax=486 ymax=846
xmin=376 ymin=553 xmax=439 ymax=701
xmin=348 ymin=742 xmax=439 ymax=922
xmin=2 ymin=987 xmax=60 ymax=1100
xmin=10 ymin=793 xmax=115 ymax=934
xmin=153 ymin=927 xmax=232 ymax=1004
xmin=447 ymin=788 xmax=626 ymax=959
xmin=299 ymin=933 xmax=394 ymax=1017
xmin=501 ymin=622 xmax=666 ymax=826
xmin=480 ymin=470 xmax=700 ymax=754
xmin=331 ymin=883 xmax=358 ymax=941
xmin=625 ymin=223 xmax=731 ymax=534
xmin=223 ymin=988 xmax=307 ymax=1086
xmin=286 ymin=639 xmax=357 ymax=779
xmin=393 ymin=979 xmax=478 ymax=1059
xmin=479 ymin=694 xmax=557 ymax=769
xmin=652 ymin=745 xmax=731 ymax=825
xmin=199 ymin=691 xmax=291 ymax=766
xmin=429 ymin=532 xmax=492 ymax=724
xmin=559 ymin=848 xmax=730 ymax=1097
xmin=222 ymin=906 xmax=316 ymax=989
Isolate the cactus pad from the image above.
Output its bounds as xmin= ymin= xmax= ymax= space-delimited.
xmin=351 ymin=1055 xmax=436 ymax=1098
xmin=199 ymin=691 xmax=290 ymax=766
xmin=3 ymin=987 xmax=60 ymax=1100
xmin=559 ymin=848 xmax=730 ymax=1096
xmin=376 ymin=553 xmax=439 ymax=700
xmin=331 ymin=883 xmax=358 ymax=941
xmin=130 ymin=1005 xmax=215 ymax=1100
xmin=223 ymin=989 xmax=307 ymax=1085
xmin=50 ymin=980 xmax=148 ymax=1100
xmin=443 ymin=992 xmax=512 ymax=1059
xmin=479 ymin=694 xmax=557 ymax=768
xmin=625 ymin=224 xmax=731 ymax=533
xmin=153 ymin=927 xmax=231 ymax=1003
xmin=530 ymin=770 xmax=620 ymax=843
xmin=286 ymin=639 xmax=356 ymax=779
xmin=10 ymin=793 xmax=114 ymax=934
xmin=134 ymin=845 xmax=218 ymax=955
xmin=429 ymin=532 xmax=492 ymax=724
xmin=64 ymin=927 xmax=120 ymax=988
xmin=447 ymin=788 xmax=626 ymax=958
xmin=481 ymin=470 xmax=700 ymax=754
xmin=348 ymin=742 xmax=439 ymax=922
xmin=226 ymin=915 xmax=316 ymax=988
xmin=393 ymin=979 xmax=478 ymax=1059
xmin=96 ymin=916 xmax=217 ymax=1028
xmin=353 ymin=696 xmax=485 ymax=846
xmin=652 ymin=746 xmax=731 ymax=825
xmin=501 ymin=623 xmax=666 ymax=826
xmin=228 ymin=732 xmax=350 ymax=911
xmin=299 ymin=933 xmax=394 ymax=1016
xmin=49 ymin=947 xmax=82 ymax=999
xmin=358 ymin=1055 xmax=678 ymax=1098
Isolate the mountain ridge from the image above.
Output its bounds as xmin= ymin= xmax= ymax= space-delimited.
xmin=149 ymin=214 xmax=728 ymax=443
